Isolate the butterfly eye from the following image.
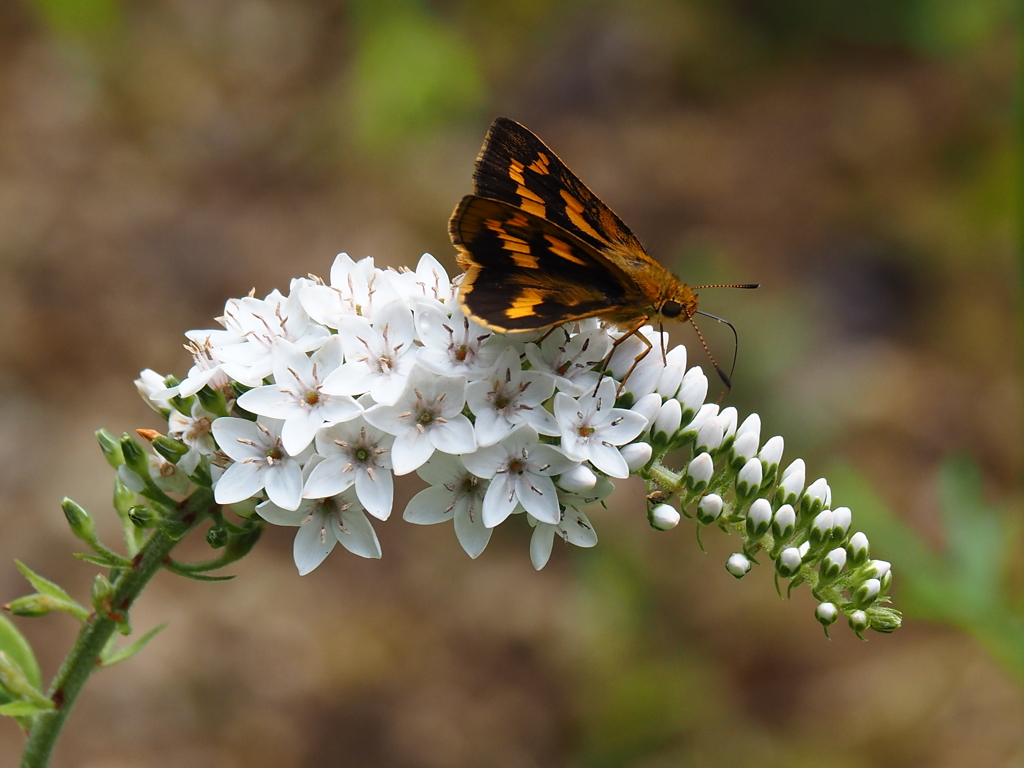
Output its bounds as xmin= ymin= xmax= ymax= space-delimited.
xmin=661 ymin=300 xmax=683 ymax=319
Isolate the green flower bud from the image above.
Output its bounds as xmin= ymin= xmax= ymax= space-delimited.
xmin=808 ymin=510 xmax=834 ymax=547
xmin=851 ymin=578 xmax=881 ymax=609
xmin=735 ymin=458 xmax=763 ymax=498
xmin=90 ymin=574 xmax=115 ymax=615
xmin=819 ymin=547 xmax=847 ymax=582
xmin=119 ymin=434 xmax=150 ymax=478
xmin=196 ymin=385 xmax=230 ymax=418
xmin=868 ymin=607 xmax=902 ymax=633
xmin=61 ymin=498 xmax=97 ymax=543
xmin=206 ymin=526 xmax=228 ymax=549
xmin=847 ymin=532 xmax=870 ymax=566
xmin=4 ymin=594 xmax=64 ymax=618
xmin=128 ymin=505 xmax=156 ymax=528
xmin=96 ymin=429 xmax=125 ymax=468
xmin=152 ymin=435 xmax=190 ymax=465
xmin=685 ymin=452 xmax=714 ymax=494
xmin=800 ymin=477 xmax=830 ymax=520
xmin=776 ymin=546 xmax=802 ymax=578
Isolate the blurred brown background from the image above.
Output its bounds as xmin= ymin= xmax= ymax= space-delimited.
xmin=0 ymin=1 xmax=1022 ymax=766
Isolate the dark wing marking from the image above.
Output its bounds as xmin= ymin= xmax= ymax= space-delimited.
xmin=471 ymin=117 xmax=646 ymax=256
xmin=450 ymin=196 xmax=641 ymax=332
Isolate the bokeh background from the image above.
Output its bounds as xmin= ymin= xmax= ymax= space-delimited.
xmin=1 ymin=1 xmax=1022 ymax=766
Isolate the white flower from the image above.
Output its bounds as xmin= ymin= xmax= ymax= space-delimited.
xmin=415 ymin=303 xmax=504 ymax=378
xmin=403 ymin=453 xmax=491 ymax=558
xmin=529 ymin=506 xmax=598 ymax=570
xmin=211 ymin=417 xmax=306 ymax=510
xmin=136 ymin=369 xmax=174 ymax=412
xmin=167 ymin=400 xmax=218 ymax=474
xmin=553 ymin=378 xmax=648 ymax=478
xmin=466 ymin=346 xmax=558 ymax=446
xmin=258 ymin=459 xmax=381 ymax=574
xmin=524 ymin=326 xmax=611 ymax=396
xmin=301 ymin=418 xmax=395 ymax=520
xmin=363 ymin=367 xmax=476 ymax=475
xmin=173 ymin=336 xmax=233 ymax=398
xmin=236 ymin=337 xmax=361 ymax=455
xmin=656 ymin=344 xmax=688 ymax=398
xmin=213 ymin=288 xmax=329 ymax=387
xmin=394 ymin=253 xmax=456 ymax=309
xmin=298 ymin=254 xmax=402 ymax=327
xmin=320 ymin=301 xmax=420 ymax=406
xmin=462 ymin=426 xmax=577 ymax=527
xmin=606 ymin=327 xmax=664 ymax=400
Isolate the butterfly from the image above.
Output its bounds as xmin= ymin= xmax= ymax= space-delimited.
xmin=448 ymin=117 xmax=757 ymax=387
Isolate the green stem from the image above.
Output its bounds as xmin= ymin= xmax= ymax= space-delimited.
xmin=20 ymin=489 xmax=214 ymax=768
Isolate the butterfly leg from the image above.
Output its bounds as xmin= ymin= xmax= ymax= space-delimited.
xmin=596 ymin=318 xmax=652 ymax=396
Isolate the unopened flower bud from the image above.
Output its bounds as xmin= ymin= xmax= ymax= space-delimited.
xmin=798 ymin=540 xmax=810 ymax=559
xmin=869 ymin=606 xmax=903 ymax=633
xmin=847 ymin=532 xmax=870 ymax=566
xmin=95 ymin=429 xmax=125 ymax=468
xmin=151 ymin=435 xmax=190 ymax=465
xmin=656 ymin=346 xmax=687 ymax=397
xmin=726 ymin=553 xmax=751 ymax=578
xmin=848 ymin=609 xmax=869 ymax=633
xmin=120 ymin=434 xmax=150 ymax=479
xmin=757 ymin=435 xmax=784 ymax=472
xmin=630 ymin=393 xmax=663 ymax=429
xmin=652 ymin=399 xmax=682 ymax=445
xmin=815 ymin=602 xmax=838 ymax=627
xmin=196 ymin=385 xmax=230 ymax=418
xmin=695 ymin=416 xmax=725 ymax=455
xmin=741 ymin=500 xmax=768 ymax=540
xmin=650 ymin=504 xmax=680 ymax=530
xmin=852 ymin=578 xmax=881 ymax=608
xmin=820 ymin=547 xmax=847 ymax=581
xmin=61 ymin=498 xmax=97 ymax=544
xmin=776 ymin=547 xmax=802 ymax=578
xmin=685 ymin=452 xmax=714 ymax=494
xmin=206 ymin=526 xmax=228 ymax=549
xmin=809 ymin=509 xmax=834 ymax=546
xmin=677 ymin=367 xmax=708 ymax=420
xmin=621 ymin=442 xmax=653 ymax=472
xmin=4 ymin=594 xmax=64 ymax=618
xmin=772 ymin=504 xmax=797 ymax=540
xmin=775 ymin=459 xmax=805 ymax=506
xmin=801 ymin=477 xmax=830 ymax=518
xmin=681 ymin=403 xmax=718 ymax=441
xmin=736 ymin=413 xmax=761 ymax=444
xmin=864 ymin=560 xmax=891 ymax=580
xmin=718 ymin=407 xmax=738 ymax=441
xmin=831 ymin=506 xmax=851 ymax=541
xmin=0 ymin=652 xmax=50 ymax=710
xmin=559 ymin=464 xmax=598 ymax=492
xmin=696 ymin=493 xmax=723 ymax=524
xmin=128 ymin=505 xmax=156 ymax=528
xmin=729 ymin=431 xmax=759 ymax=470
xmin=735 ymin=458 xmax=763 ymax=498
xmin=90 ymin=574 xmax=115 ymax=614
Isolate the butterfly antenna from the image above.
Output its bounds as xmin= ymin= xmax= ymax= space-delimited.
xmin=691 ymin=283 xmax=760 ymax=290
xmin=688 ymin=312 xmax=733 ymax=393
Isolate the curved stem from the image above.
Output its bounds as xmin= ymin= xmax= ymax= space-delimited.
xmin=20 ymin=489 xmax=214 ymax=768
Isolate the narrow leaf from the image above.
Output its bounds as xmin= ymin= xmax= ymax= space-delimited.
xmin=100 ymin=623 xmax=168 ymax=667
xmin=14 ymin=561 xmax=73 ymax=603
xmin=0 ymin=614 xmax=41 ymax=705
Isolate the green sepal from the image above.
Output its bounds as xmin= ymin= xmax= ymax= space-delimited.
xmin=196 ymin=385 xmax=230 ymax=418
xmin=206 ymin=526 xmax=227 ymax=548
xmin=152 ymin=435 xmax=189 ymax=464
xmin=100 ymin=623 xmax=168 ymax=667
xmin=128 ymin=505 xmax=156 ymax=529
xmin=90 ymin=574 xmax=115 ymax=615
xmin=95 ymin=429 xmax=125 ymax=468
xmin=72 ymin=552 xmax=133 ymax=569
xmin=114 ymin=479 xmax=146 ymax=556
xmin=0 ymin=613 xmax=41 ymax=705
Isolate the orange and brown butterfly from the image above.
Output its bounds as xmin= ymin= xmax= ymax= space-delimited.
xmin=448 ymin=117 xmax=757 ymax=387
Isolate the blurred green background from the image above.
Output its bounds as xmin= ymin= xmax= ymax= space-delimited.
xmin=0 ymin=0 xmax=1021 ymax=765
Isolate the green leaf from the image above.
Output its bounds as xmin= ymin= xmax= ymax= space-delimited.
xmin=0 ymin=614 xmax=41 ymax=705
xmin=15 ymin=561 xmax=74 ymax=603
xmin=72 ymin=552 xmax=133 ymax=569
xmin=100 ymin=623 xmax=168 ymax=668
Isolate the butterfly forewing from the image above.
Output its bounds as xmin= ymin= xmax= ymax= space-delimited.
xmin=472 ymin=118 xmax=646 ymax=256
xmin=451 ymin=196 xmax=638 ymax=332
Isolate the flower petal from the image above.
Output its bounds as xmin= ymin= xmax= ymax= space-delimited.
xmin=354 ymin=467 xmax=394 ymax=520
xmin=403 ymin=486 xmax=455 ymax=525
xmin=332 ymin=509 xmax=382 ymax=559
xmin=293 ymin=512 xmax=336 ymax=575
xmin=214 ymin=461 xmax=265 ymax=505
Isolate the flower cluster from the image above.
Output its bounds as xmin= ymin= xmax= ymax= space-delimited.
xmin=133 ymin=253 xmax=900 ymax=636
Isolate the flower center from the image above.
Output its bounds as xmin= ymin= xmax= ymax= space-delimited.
xmin=577 ymin=426 xmax=596 ymax=438
xmin=354 ymin=446 xmax=371 ymax=462
xmin=418 ymin=410 xmax=436 ymax=426
xmin=508 ymin=458 xmax=525 ymax=474
xmin=494 ymin=394 xmax=511 ymax=410
xmin=304 ymin=390 xmax=320 ymax=406
xmin=454 ymin=344 xmax=469 ymax=362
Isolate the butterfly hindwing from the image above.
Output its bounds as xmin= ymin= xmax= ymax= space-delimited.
xmin=450 ymin=195 xmax=640 ymax=332
xmin=472 ymin=117 xmax=646 ymax=257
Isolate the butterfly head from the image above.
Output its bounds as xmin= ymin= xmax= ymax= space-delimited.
xmin=657 ymin=286 xmax=698 ymax=323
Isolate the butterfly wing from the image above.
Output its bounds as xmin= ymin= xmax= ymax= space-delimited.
xmin=472 ymin=117 xmax=647 ymax=257
xmin=450 ymin=195 xmax=644 ymax=332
